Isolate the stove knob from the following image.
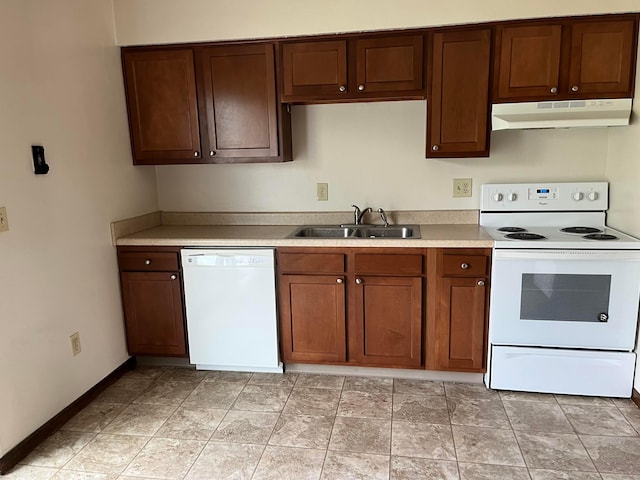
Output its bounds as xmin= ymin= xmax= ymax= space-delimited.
xmin=573 ymin=192 xmax=584 ymax=201
xmin=493 ymin=193 xmax=503 ymax=202
xmin=507 ymin=193 xmax=517 ymax=202
xmin=588 ymin=192 xmax=599 ymax=201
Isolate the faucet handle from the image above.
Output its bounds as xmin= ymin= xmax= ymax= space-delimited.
xmin=377 ymin=208 xmax=390 ymax=227
xmin=351 ymin=204 xmax=361 ymax=225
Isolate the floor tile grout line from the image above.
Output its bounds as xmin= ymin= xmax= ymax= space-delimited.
xmin=249 ymin=371 xmax=298 ymax=479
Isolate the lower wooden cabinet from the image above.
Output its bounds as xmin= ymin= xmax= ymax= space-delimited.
xmin=278 ymin=274 xmax=346 ymax=363
xmin=117 ymin=247 xmax=188 ymax=357
xmin=427 ymin=248 xmax=491 ymax=372
xmin=277 ymin=248 xmax=424 ymax=368
xmin=352 ymin=275 xmax=422 ymax=367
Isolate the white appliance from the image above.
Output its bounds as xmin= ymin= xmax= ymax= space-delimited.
xmin=181 ymin=248 xmax=283 ymax=373
xmin=481 ymin=182 xmax=640 ymax=397
xmin=491 ymin=98 xmax=632 ymax=130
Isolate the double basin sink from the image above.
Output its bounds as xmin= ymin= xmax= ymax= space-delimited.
xmin=288 ymin=224 xmax=421 ymax=239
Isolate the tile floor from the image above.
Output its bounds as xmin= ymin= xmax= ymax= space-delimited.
xmin=5 ymin=367 xmax=640 ymax=479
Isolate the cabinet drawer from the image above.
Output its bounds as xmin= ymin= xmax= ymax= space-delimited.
xmin=442 ymin=255 xmax=487 ymax=277
xmin=279 ymin=253 xmax=345 ymax=274
xmin=354 ymin=254 xmax=422 ymax=275
xmin=118 ymin=252 xmax=179 ymax=272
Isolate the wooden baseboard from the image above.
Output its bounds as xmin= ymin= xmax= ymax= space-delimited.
xmin=633 ymin=388 xmax=640 ymax=409
xmin=0 ymin=357 xmax=136 ymax=475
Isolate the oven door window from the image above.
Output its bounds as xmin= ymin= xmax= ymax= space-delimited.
xmin=520 ymin=274 xmax=611 ymax=322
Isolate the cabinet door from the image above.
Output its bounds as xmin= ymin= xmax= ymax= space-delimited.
xmin=281 ymin=40 xmax=348 ymax=100
xmin=279 ymin=275 xmax=346 ymax=363
xmin=495 ymin=24 xmax=562 ymax=101
xmin=435 ymin=277 xmax=488 ymax=372
xmin=354 ymin=35 xmax=424 ymax=95
xmin=428 ymin=29 xmax=491 ymax=158
xmin=122 ymin=49 xmax=201 ymax=164
xmin=568 ymin=20 xmax=636 ymax=97
xmin=199 ymin=44 xmax=279 ymax=159
xmin=120 ymin=271 xmax=187 ymax=356
xmin=352 ymin=276 xmax=422 ymax=367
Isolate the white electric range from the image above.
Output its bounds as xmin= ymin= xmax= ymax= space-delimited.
xmin=480 ymin=182 xmax=640 ymax=397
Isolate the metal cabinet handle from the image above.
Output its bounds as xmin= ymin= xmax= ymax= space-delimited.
xmin=194 ymin=151 xmax=199 ymax=157
xmin=170 ymin=274 xmax=177 ymax=280
xmin=336 ymin=278 xmax=343 ymax=284
xmin=339 ymin=85 xmax=346 ymax=92
xmin=355 ymin=278 xmax=363 ymax=284
xmin=461 ymin=263 xmax=469 ymax=269
xmin=571 ymin=85 xmax=579 ymax=92
xmin=209 ymin=150 xmax=216 ymax=157
xmin=358 ymin=84 xmax=365 ymax=91
xmin=432 ymin=145 xmax=439 ymax=151
xmin=144 ymin=259 xmax=151 ymax=265
xmin=550 ymin=87 xmax=558 ymax=94
xmin=477 ymin=280 xmax=485 ymax=286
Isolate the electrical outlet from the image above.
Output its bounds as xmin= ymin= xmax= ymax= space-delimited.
xmin=0 ymin=207 xmax=8 ymax=232
xmin=70 ymin=332 xmax=81 ymax=356
xmin=317 ymin=183 xmax=329 ymax=201
xmin=453 ymin=178 xmax=472 ymax=198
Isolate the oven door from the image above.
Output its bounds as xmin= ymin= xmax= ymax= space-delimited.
xmin=489 ymin=249 xmax=640 ymax=350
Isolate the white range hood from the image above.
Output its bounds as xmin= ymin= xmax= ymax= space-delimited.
xmin=492 ymin=98 xmax=632 ymax=130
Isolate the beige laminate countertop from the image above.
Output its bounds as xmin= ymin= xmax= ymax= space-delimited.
xmin=115 ymin=224 xmax=494 ymax=248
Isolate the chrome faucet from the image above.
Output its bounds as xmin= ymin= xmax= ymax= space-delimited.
xmin=351 ymin=204 xmax=372 ymax=225
xmin=378 ymin=208 xmax=390 ymax=227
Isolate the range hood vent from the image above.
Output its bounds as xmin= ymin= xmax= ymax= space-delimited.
xmin=492 ymin=98 xmax=632 ymax=130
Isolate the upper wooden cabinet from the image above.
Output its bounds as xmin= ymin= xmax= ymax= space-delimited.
xmin=281 ymin=34 xmax=425 ymax=103
xmin=198 ymin=44 xmax=280 ymax=160
xmin=123 ymin=49 xmax=202 ymax=163
xmin=122 ymin=43 xmax=291 ymax=165
xmin=427 ymin=29 xmax=491 ymax=158
xmin=494 ymin=17 xmax=638 ymax=102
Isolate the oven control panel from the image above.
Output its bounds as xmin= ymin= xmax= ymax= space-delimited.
xmin=481 ymin=182 xmax=608 ymax=211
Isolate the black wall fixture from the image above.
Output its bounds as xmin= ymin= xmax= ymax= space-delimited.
xmin=32 ymin=145 xmax=50 ymax=175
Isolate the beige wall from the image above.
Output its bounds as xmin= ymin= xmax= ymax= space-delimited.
xmin=157 ymin=101 xmax=609 ymax=212
xmin=605 ymin=35 xmax=640 ymax=391
xmin=113 ymin=0 xmax=640 ymax=46
xmin=0 ymin=0 xmax=157 ymax=454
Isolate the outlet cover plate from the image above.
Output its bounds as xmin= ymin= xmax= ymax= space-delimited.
xmin=453 ymin=178 xmax=472 ymax=198
xmin=317 ymin=183 xmax=328 ymax=201
xmin=70 ymin=332 xmax=81 ymax=356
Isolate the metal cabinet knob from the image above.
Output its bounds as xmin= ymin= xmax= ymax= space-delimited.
xmin=571 ymin=85 xmax=579 ymax=92
xmin=170 ymin=274 xmax=177 ymax=280
xmin=432 ymin=145 xmax=439 ymax=151
xmin=355 ymin=278 xmax=363 ymax=284
xmin=194 ymin=151 xmax=199 ymax=157
xmin=477 ymin=280 xmax=485 ymax=286
xmin=461 ymin=263 xmax=469 ymax=269
xmin=210 ymin=150 xmax=216 ymax=157
xmin=144 ymin=259 xmax=151 ymax=265
xmin=550 ymin=87 xmax=558 ymax=94
xmin=358 ymin=84 xmax=365 ymax=91
xmin=336 ymin=278 xmax=343 ymax=284
xmin=339 ymin=85 xmax=346 ymax=92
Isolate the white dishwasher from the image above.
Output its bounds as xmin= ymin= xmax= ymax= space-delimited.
xmin=181 ymin=248 xmax=282 ymax=373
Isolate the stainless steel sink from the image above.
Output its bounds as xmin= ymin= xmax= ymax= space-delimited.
xmin=288 ymin=225 xmax=421 ymax=239
xmin=290 ymin=226 xmax=356 ymax=238
xmin=356 ymin=226 xmax=417 ymax=238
